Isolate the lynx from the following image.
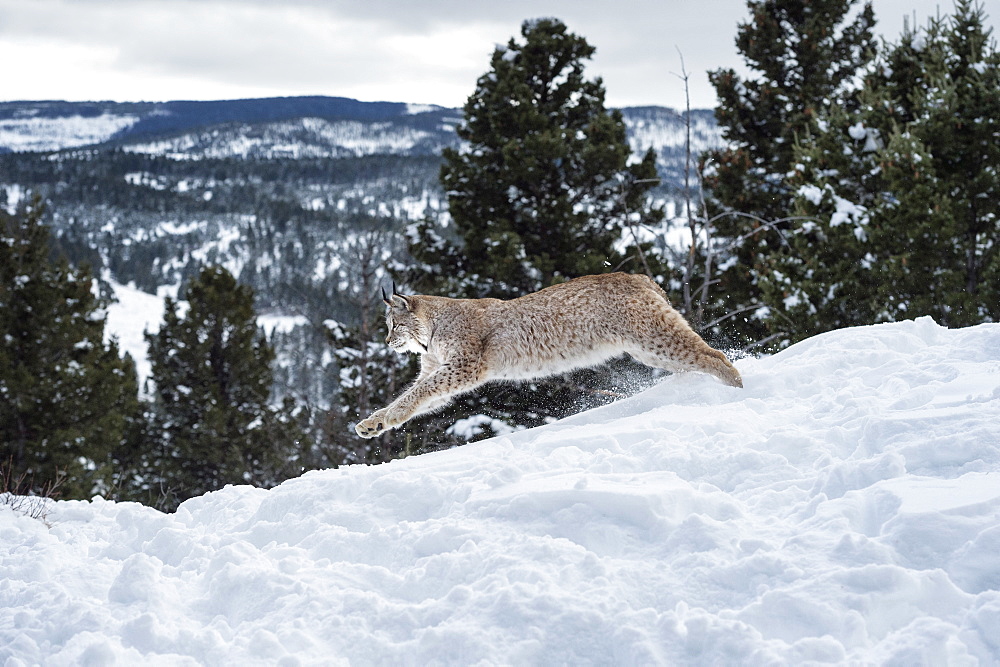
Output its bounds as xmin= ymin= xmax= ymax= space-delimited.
xmin=355 ymin=273 xmax=743 ymax=438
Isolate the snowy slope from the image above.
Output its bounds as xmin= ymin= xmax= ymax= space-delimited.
xmin=103 ymin=279 xmax=307 ymax=389
xmin=121 ymin=117 xmax=450 ymax=160
xmin=622 ymin=107 xmax=721 ymax=161
xmin=0 ymin=98 xmax=437 ymax=154
xmin=103 ymin=279 xmax=172 ymax=387
xmin=3 ymin=318 xmax=1000 ymax=664
xmin=0 ymin=113 xmax=139 ymax=152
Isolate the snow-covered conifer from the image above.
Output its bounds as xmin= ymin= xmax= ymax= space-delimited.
xmin=144 ymin=266 xmax=308 ymax=509
xmin=704 ymin=0 xmax=877 ymax=345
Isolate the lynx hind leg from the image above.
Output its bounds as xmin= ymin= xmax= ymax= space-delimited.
xmin=629 ymin=309 xmax=743 ymax=388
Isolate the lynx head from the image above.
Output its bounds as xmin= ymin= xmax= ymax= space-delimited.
xmin=382 ymin=285 xmax=428 ymax=354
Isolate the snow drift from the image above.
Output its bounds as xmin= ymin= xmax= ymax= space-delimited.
xmin=2 ymin=317 xmax=999 ymax=664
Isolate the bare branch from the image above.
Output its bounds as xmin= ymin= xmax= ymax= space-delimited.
xmin=703 ymin=303 xmax=767 ymax=330
xmin=706 ymin=213 xmax=817 ymax=251
xmin=675 ymin=48 xmax=698 ymax=323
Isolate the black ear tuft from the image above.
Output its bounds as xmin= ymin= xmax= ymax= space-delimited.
xmin=389 ymin=281 xmax=412 ymax=310
xmin=381 ymin=286 xmax=391 ymax=306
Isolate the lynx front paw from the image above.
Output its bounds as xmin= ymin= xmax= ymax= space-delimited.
xmin=355 ymin=409 xmax=394 ymax=438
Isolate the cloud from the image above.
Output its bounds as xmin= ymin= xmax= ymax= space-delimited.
xmin=0 ymin=0 xmax=734 ymax=107
xmin=1 ymin=0 xmax=995 ymax=109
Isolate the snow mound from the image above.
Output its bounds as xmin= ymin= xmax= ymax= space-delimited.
xmin=3 ymin=317 xmax=999 ymax=664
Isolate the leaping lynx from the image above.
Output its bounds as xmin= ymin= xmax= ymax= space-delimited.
xmin=355 ymin=273 xmax=742 ymax=438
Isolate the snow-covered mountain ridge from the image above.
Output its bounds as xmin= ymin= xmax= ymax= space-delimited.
xmin=0 ymin=97 xmax=439 ymax=151
xmin=3 ymin=317 xmax=999 ymax=663
xmin=0 ymin=97 xmax=721 ymax=170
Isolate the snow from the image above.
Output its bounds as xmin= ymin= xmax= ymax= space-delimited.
xmin=124 ymin=172 xmax=168 ymax=191
xmin=797 ymin=184 xmax=871 ymax=238
xmin=3 ymin=317 xmax=1000 ymax=664
xmin=863 ymin=130 xmax=882 ymax=153
xmin=405 ymin=103 xmax=442 ymax=115
xmin=798 ymin=183 xmax=824 ymax=206
xmin=156 ymin=220 xmax=204 ymax=236
xmin=783 ymin=293 xmax=802 ymax=309
xmin=447 ymin=414 xmax=520 ymax=439
xmin=2 ymin=183 xmax=27 ymax=214
xmin=622 ymin=111 xmax=723 ymax=171
xmin=103 ymin=278 xmax=170 ymax=387
xmin=104 ymin=278 xmax=311 ymax=384
xmin=123 ymin=118 xmax=437 ymax=160
xmin=844 ymin=121 xmax=882 ymax=152
xmin=0 ymin=113 xmax=138 ymax=152
xmin=258 ymin=314 xmax=309 ymax=336
xmin=848 ymin=121 xmax=868 ymax=141
xmin=830 ymin=194 xmax=869 ymax=230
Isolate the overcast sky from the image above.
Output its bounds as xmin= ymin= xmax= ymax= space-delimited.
xmin=1 ymin=1 xmax=993 ymax=110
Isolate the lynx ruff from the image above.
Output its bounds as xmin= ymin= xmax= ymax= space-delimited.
xmin=355 ymin=273 xmax=743 ymax=438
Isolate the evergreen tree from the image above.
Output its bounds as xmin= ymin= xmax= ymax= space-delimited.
xmin=758 ymin=86 xmax=889 ymax=340
xmin=884 ymin=0 xmax=1000 ymax=324
xmin=704 ymin=0 xmax=877 ymax=345
xmin=0 ymin=201 xmax=140 ymax=498
xmin=411 ymin=17 xmax=663 ymax=299
xmin=771 ymin=0 xmax=999 ymax=340
xmin=145 ymin=266 xmax=308 ymax=508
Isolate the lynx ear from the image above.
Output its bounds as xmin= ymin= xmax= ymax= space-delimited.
xmin=383 ymin=281 xmax=411 ymax=311
xmin=391 ymin=293 xmax=411 ymax=311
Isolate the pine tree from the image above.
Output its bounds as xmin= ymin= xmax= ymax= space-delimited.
xmin=145 ymin=266 xmax=308 ymax=508
xmin=885 ymin=0 xmax=1000 ymax=324
xmin=759 ymin=85 xmax=889 ymax=340
xmin=771 ymin=0 xmax=999 ymax=340
xmin=1 ymin=201 xmax=140 ymax=498
xmin=411 ymin=17 xmax=662 ymax=299
xmin=704 ymin=0 xmax=877 ymax=345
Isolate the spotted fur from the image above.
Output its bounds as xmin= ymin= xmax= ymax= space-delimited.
xmin=355 ymin=273 xmax=742 ymax=438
